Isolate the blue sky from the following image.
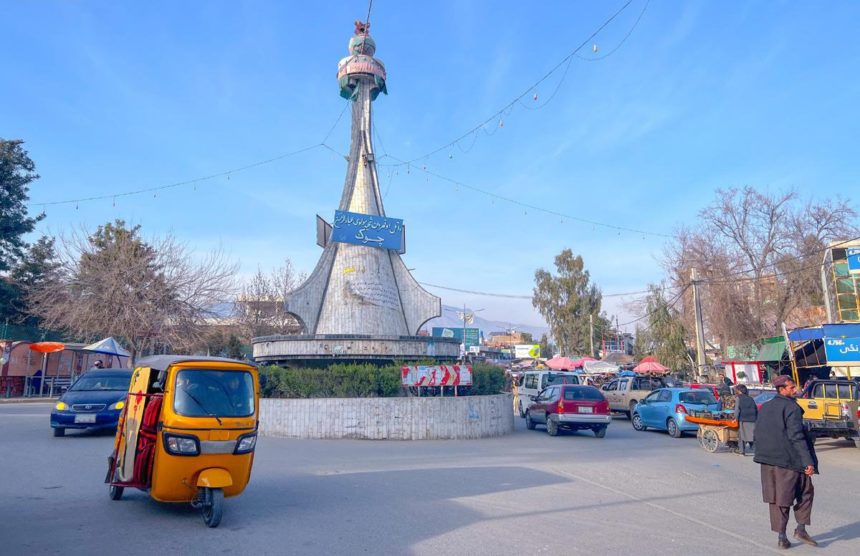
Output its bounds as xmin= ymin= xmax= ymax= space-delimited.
xmin=3 ymin=1 xmax=859 ymax=329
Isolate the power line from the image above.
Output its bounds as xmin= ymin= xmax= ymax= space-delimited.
xmin=31 ymin=105 xmax=352 ymax=208
xmin=575 ymin=0 xmax=651 ymax=62
xmin=383 ymin=0 xmax=644 ymax=169
xmin=619 ymin=284 xmax=689 ymax=327
xmin=390 ymin=155 xmax=673 ymax=238
xmin=420 ymin=281 xmax=653 ymax=301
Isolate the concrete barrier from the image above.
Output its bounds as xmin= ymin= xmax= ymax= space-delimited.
xmin=259 ymin=394 xmax=513 ymax=440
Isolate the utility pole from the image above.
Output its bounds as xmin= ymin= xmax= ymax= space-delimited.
xmin=589 ymin=314 xmax=595 ymax=358
xmin=691 ymin=268 xmax=707 ymax=380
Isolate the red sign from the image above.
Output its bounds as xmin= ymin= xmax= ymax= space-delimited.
xmin=401 ymin=365 xmax=473 ymax=387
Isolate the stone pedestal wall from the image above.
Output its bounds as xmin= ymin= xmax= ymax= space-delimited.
xmin=259 ymin=394 xmax=513 ymax=440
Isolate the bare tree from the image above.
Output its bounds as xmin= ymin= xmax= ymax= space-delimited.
xmin=27 ymin=220 xmax=238 ymax=359
xmin=665 ymin=187 xmax=858 ymax=347
xmin=234 ymin=259 xmax=306 ymax=340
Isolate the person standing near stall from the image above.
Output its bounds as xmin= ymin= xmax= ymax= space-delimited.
xmin=753 ymin=375 xmax=818 ymax=549
xmin=733 ymin=384 xmax=757 ymax=455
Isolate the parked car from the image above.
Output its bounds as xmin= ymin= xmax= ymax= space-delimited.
xmin=601 ymin=375 xmax=666 ymax=417
xmin=753 ymin=391 xmax=777 ymax=409
xmin=631 ymin=388 xmax=720 ymax=438
xmin=50 ymin=369 xmax=133 ymax=437
xmin=796 ymin=379 xmax=860 ymax=447
xmin=525 ymin=384 xmax=611 ymax=437
xmin=517 ymin=370 xmax=581 ymax=417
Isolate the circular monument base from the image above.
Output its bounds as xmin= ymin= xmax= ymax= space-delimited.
xmin=252 ymin=334 xmax=460 ymax=365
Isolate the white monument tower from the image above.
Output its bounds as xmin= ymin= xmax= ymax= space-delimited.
xmin=253 ymin=21 xmax=459 ymax=364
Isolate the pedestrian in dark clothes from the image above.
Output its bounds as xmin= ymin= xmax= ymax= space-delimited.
xmin=753 ymin=375 xmax=819 ymax=549
xmin=733 ymin=384 xmax=757 ymax=455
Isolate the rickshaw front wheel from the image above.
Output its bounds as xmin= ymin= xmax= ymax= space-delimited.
xmin=201 ymin=487 xmax=224 ymax=528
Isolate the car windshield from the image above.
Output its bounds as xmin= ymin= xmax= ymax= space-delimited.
xmin=680 ymin=391 xmax=717 ymax=404
xmin=173 ymin=369 xmax=254 ymax=418
xmin=69 ymin=375 xmax=131 ymax=391
xmin=564 ymin=387 xmax=604 ymax=401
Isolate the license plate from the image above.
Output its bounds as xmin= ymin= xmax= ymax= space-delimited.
xmin=74 ymin=414 xmax=97 ymax=424
xmin=579 ymin=406 xmax=593 ymax=413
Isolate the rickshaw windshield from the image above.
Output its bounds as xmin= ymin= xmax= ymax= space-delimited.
xmin=173 ymin=370 xmax=254 ymax=418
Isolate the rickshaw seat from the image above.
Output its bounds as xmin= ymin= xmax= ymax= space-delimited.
xmin=141 ymin=394 xmax=163 ymax=433
xmin=133 ymin=394 xmax=164 ymax=486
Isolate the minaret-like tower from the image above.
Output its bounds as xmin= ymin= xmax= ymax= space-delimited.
xmin=253 ymin=22 xmax=457 ymax=363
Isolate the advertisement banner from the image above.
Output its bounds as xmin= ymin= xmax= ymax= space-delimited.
xmin=431 ymin=327 xmax=480 ymax=348
xmin=824 ymin=337 xmax=860 ymax=363
xmin=514 ymin=344 xmax=541 ymax=359
xmin=401 ymin=365 xmax=473 ymax=387
xmin=331 ymin=210 xmax=403 ymax=251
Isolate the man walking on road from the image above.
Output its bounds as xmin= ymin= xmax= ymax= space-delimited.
xmin=754 ymin=375 xmax=819 ymax=549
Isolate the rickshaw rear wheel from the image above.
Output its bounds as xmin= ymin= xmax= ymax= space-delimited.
xmin=201 ymin=487 xmax=224 ymax=528
xmin=109 ymin=484 xmax=124 ymax=500
xmin=53 ymin=427 xmax=65 ymax=437
xmin=109 ymin=467 xmax=123 ymax=500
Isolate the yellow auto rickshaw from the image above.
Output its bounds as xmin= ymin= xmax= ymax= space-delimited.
xmin=106 ymin=355 xmax=260 ymax=527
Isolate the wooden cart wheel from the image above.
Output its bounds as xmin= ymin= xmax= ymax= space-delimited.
xmin=700 ymin=428 xmax=720 ymax=453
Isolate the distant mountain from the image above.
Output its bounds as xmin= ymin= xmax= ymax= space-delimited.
xmin=424 ymin=305 xmax=548 ymax=342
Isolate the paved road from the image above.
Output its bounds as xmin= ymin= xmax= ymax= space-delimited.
xmin=1 ymin=403 xmax=858 ymax=555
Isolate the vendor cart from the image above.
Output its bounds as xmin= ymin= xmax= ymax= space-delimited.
xmin=686 ymin=413 xmax=739 ymax=453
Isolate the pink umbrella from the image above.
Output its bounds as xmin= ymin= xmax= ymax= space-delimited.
xmin=546 ymin=356 xmax=576 ymax=370
xmin=570 ymin=356 xmax=597 ymax=368
xmin=633 ymin=356 xmax=669 ymax=374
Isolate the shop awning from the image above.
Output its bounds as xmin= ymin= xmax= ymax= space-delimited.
xmin=787 ymin=327 xmax=824 ymax=342
xmin=755 ymin=338 xmax=786 ymax=362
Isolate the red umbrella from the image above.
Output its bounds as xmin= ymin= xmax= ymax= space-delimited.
xmin=29 ymin=342 xmax=65 ymax=354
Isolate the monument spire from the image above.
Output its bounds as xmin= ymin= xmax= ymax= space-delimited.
xmin=253 ymin=21 xmax=457 ymax=364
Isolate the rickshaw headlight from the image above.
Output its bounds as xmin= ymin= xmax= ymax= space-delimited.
xmin=234 ymin=432 xmax=257 ymax=455
xmin=163 ymin=433 xmax=200 ymax=456
xmin=55 ymin=401 xmax=68 ymax=411
xmin=109 ymin=400 xmax=125 ymax=411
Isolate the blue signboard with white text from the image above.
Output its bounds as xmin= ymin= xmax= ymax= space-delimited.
xmin=824 ymin=337 xmax=860 ymax=363
xmin=847 ymin=247 xmax=860 ymax=273
xmin=331 ymin=210 xmax=403 ymax=251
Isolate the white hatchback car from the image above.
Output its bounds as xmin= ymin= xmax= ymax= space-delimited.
xmin=516 ymin=370 xmax=581 ymax=417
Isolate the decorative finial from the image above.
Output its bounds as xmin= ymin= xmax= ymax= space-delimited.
xmin=354 ymin=20 xmax=369 ymax=36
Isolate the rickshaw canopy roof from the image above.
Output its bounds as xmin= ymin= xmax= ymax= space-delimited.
xmin=136 ymin=355 xmax=255 ymax=372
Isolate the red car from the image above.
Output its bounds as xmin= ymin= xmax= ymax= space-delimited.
xmin=525 ymin=384 xmax=611 ymax=437
xmin=685 ymin=383 xmax=721 ymax=401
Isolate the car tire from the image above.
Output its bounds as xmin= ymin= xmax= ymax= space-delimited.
xmin=53 ymin=427 xmax=65 ymax=437
xmin=667 ymin=418 xmax=682 ymax=438
xmin=594 ymin=425 xmax=607 ymax=438
xmin=632 ymin=413 xmax=646 ymax=431
xmin=547 ymin=418 xmax=559 ymax=437
xmin=628 ymin=401 xmax=637 ymax=419
xmin=525 ymin=412 xmax=536 ymax=430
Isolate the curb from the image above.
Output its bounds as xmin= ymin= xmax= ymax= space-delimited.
xmin=0 ymin=398 xmax=58 ymax=404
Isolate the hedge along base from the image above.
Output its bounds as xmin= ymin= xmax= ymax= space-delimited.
xmin=259 ymin=394 xmax=514 ymax=440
